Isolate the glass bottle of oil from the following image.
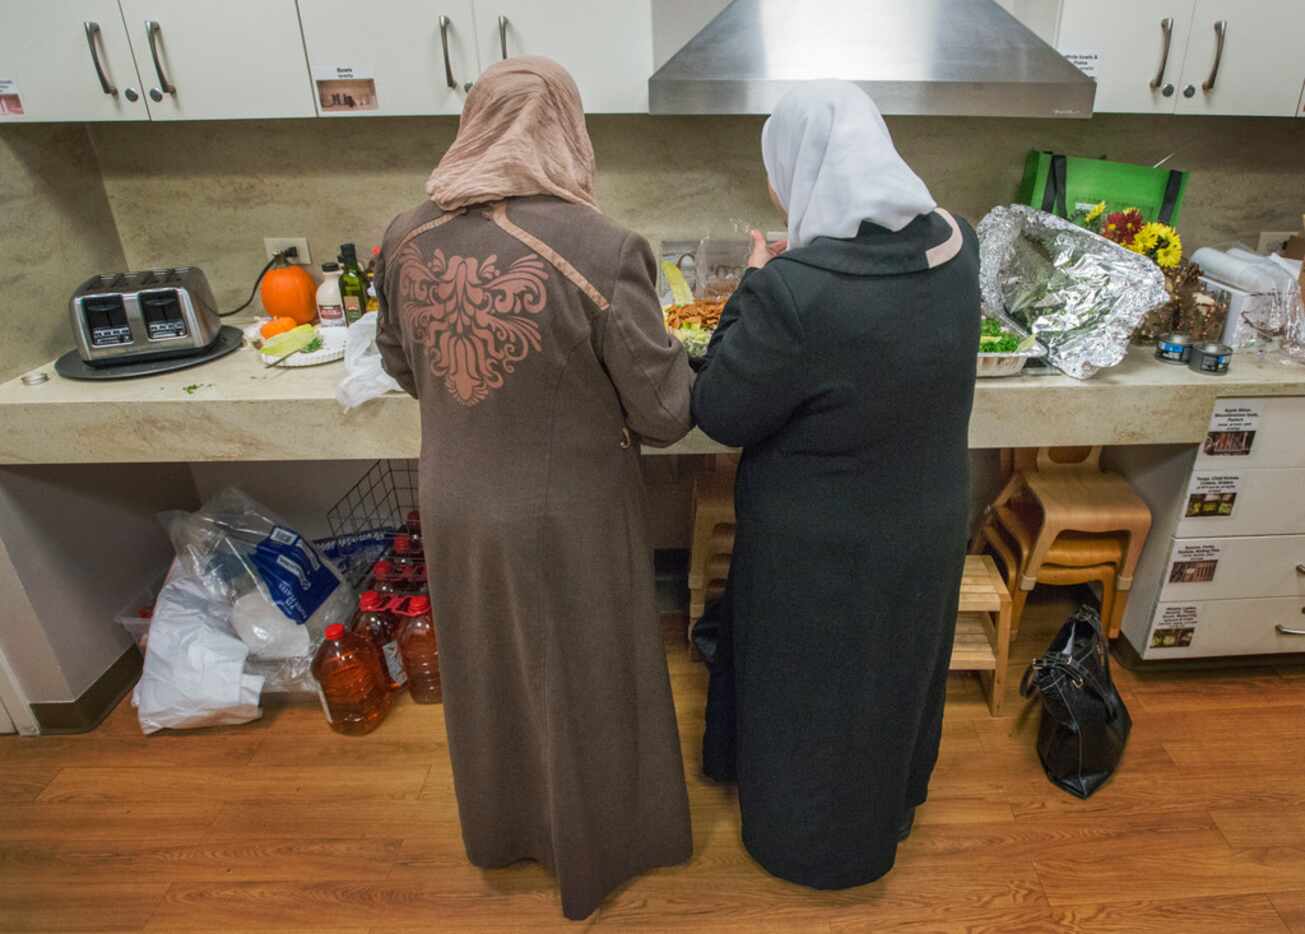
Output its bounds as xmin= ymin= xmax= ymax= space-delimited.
xmin=338 ymin=243 xmax=367 ymax=326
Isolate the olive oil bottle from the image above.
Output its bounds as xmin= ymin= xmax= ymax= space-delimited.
xmin=338 ymin=243 xmax=367 ymax=326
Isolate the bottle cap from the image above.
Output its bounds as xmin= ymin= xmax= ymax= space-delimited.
xmin=409 ymin=595 xmax=431 ymax=614
xmin=359 ymin=591 xmax=385 ymax=612
xmin=371 ymin=245 xmax=381 ymax=256
xmin=372 ymin=559 xmax=395 ymax=577
xmin=393 ymin=533 xmax=412 ymax=554
xmin=324 ymin=623 xmax=345 ymax=640
xmin=407 ymin=509 xmax=421 ymax=527
xmin=321 ymin=261 xmax=340 ymax=272
xmin=340 ymin=242 xmax=357 ymax=258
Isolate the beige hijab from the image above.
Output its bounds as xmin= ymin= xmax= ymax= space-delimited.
xmin=425 ymin=56 xmax=597 ymax=211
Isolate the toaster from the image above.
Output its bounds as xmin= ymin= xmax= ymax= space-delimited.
xmin=70 ymin=266 xmax=223 ymax=366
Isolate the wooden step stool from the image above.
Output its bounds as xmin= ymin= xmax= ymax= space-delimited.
xmin=951 ymin=555 xmax=1014 ymax=716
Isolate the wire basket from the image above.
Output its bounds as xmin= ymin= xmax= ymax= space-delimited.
xmin=321 ymin=460 xmax=419 ymax=588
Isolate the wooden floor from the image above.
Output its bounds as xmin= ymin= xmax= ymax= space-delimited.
xmin=4 ymin=591 xmax=1305 ymax=933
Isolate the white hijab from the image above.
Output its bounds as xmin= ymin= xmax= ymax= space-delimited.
xmin=762 ymin=81 xmax=937 ymax=249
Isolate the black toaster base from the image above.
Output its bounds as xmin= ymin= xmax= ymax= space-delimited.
xmin=54 ymin=326 xmax=244 ymax=381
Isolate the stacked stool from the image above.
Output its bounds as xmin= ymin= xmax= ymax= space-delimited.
xmin=972 ymin=447 xmax=1152 ymax=639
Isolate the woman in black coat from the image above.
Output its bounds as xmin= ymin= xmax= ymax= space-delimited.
xmin=692 ymin=81 xmax=980 ymax=889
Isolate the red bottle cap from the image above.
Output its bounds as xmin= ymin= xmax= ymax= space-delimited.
xmin=373 ymin=559 xmax=395 ymax=577
xmin=324 ymin=623 xmax=346 ymax=640
xmin=393 ymin=533 xmax=412 ymax=554
xmin=359 ymin=591 xmax=385 ymax=612
xmin=371 ymin=245 xmax=381 ymax=256
xmin=409 ymin=595 xmax=431 ymax=614
xmin=407 ymin=509 xmax=422 ymax=528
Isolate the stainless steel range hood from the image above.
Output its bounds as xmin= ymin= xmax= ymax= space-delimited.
xmin=649 ymin=0 xmax=1095 ymax=118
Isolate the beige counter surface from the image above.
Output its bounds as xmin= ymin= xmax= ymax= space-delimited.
xmin=2 ymin=344 xmax=1303 ymax=464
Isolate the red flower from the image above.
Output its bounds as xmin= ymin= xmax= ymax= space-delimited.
xmin=1102 ymin=209 xmax=1145 ymax=245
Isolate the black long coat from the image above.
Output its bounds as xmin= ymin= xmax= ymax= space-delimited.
xmin=691 ymin=210 xmax=980 ymax=889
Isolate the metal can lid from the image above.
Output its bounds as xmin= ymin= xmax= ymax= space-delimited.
xmin=1160 ymin=333 xmax=1192 ymax=345
xmin=1196 ymin=342 xmax=1232 ymax=355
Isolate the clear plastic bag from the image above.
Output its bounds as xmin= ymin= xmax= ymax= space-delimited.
xmin=160 ymin=488 xmax=355 ymax=695
xmin=336 ymin=312 xmax=401 ymax=410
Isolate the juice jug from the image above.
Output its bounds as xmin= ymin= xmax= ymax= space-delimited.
xmin=352 ymin=591 xmax=406 ymax=692
xmin=310 ymin=623 xmax=391 ymax=734
xmin=396 ymin=595 xmax=441 ymax=704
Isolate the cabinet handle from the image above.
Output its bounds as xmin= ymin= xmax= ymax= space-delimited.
xmin=1277 ymin=623 xmax=1305 ymax=636
xmin=498 ymin=15 xmax=509 ymax=61
xmin=1296 ymin=563 xmax=1305 ymax=576
xmin=1201 ymin=20 xmax=1227 ymax=93
xmin=144 ymin=20 xmax=176 ymax=95
xmin=438 ymin=15 xmax=457 ymax=89
xmin=1149 ymin=17 xmax=1174 ymax=91
xmin=83 ymin=22 xmax=118 ymax=97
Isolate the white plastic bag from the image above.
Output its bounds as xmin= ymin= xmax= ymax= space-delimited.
xmin=336 ymin=312 xmax=401 ymax=410
xmin=132 ymin=572 xmax=264 ymax=734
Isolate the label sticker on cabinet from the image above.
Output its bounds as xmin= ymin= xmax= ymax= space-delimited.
xmin=1168 ymin=542 xmax=1221 ymax=584
xmin=1185 ymin=473 xmax=1241 ymax=519
xmin=0 ymin=79 xmax=24 ymax=116
xmin=1151 ymin=604 xmax=1198 ymax=649
xmin=1204 ymin=400 xmax=1263 ymax=456
xmin=1060 ymin=50 xmax=1103 ymax=80
xmin=312 ymin=66 xmax=377 ymax=113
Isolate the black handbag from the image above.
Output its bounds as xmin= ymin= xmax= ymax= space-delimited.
xmin=1019 ymin=606 xmax=1131 ymax=799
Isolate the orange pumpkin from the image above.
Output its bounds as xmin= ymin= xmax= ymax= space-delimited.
xmin=260 ymin=262 xmax=317 ymax=324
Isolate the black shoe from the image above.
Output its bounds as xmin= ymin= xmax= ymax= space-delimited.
xmin=896 ymin=807 xmax=916 ymax=842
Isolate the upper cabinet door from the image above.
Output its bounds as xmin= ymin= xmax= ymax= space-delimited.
xmin=1174 ymin=0 xmax=1305 ymax=117
xmin=117 ymin=0 xmax=314 ymax=120
xmin=0 ymin=0 xmax=150 ymax=122
xmin=298 ymin=0 xmax=479 ymax=117
xmin=473 ymin=0 xmax=653 ymax=112
xmin=1056 ymin=0 xmax=1196 ymax=113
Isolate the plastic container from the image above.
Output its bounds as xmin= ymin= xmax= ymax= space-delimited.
xmin=371 ymin=557 xmax=426 ymax=595
xmin=310 ymin=622 xmax=392 ymax=734
xmin=352 ymin=591 xmax=406 ymax=692
xmin=396 ymin=595 xmax=441 ymax=704
xmin=317 ymin=262 xmax=346 ymax=328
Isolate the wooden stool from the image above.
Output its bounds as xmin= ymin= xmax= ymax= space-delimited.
xmin=951 ymin=555 xmax=1014 ymax=716
xmin=981 ymin=521 xmax=1119 ymax=641
xmin=971 ymin=447 xmax=1150 ymax=639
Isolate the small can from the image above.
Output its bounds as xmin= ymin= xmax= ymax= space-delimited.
xmin=1189 ymin=342 xmax=1233 ymax=376
xmin=1155 ymin=333 xmax=1193 ymax=365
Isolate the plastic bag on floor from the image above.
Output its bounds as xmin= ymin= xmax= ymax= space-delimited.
xmin=132 ymin=573 xmax=264 ymax=734
xmin=336 ymin=311 xmax=400 ymax=410
xmin=143 ymin=488 xmax=354 ymax=724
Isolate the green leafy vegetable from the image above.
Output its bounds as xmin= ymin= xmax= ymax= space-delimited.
xmin=979 ymin=319 xmax=1022 ymax=353
xmin=302 ymin=336 xmax=324 ymax=354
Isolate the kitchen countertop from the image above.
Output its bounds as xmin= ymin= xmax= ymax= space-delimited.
xmin=1 ymin=343 xmax=1303 ymax=464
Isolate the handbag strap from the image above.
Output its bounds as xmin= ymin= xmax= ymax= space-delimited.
xmin=1022 ymin=655 xmax=1126 ymax=723
xmin=1039 ymin=153 xmax=1070 ymax=218
xmin=1158 ymin=169 xmax=1183 ymax=224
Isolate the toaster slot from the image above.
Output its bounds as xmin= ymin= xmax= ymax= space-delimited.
xmin=82 ymin=295 xmax=133 ymax=348
xmin=139 ymin=289 xmax=190 ymax=341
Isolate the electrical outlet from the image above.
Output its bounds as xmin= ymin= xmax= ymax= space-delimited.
xmin=1257 ymin=231 xmax=1295 ymax=254
xmin=264 ymin=237 xmax=311 ymax=264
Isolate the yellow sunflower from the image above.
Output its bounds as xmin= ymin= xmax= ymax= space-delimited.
xmin=1129 ymin=222 xmax=1183 ymax=269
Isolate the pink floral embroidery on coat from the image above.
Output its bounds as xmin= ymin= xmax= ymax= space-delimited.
xmin=397 ymin=244 xmax=550 ymax=405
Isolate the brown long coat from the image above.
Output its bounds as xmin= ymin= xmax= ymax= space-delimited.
xmin=375 ymin=195 xmax=694 ymax=919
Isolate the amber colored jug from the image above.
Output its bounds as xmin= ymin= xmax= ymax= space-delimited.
xmin=311 ymin=623 xmax=392 ymax=735
xmin=352 ymin=591 xmax=406 ymax=692
xmin=396 ymin=595 xmax=441 ymax=704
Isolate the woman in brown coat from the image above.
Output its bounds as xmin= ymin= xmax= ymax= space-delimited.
xmin=374 ymin=57 xmax=694 ymax=920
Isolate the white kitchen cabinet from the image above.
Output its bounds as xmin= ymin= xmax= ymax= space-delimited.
xmin=1173 ymin=0 xmax=1305 ymax=117
xmin=297 ymin=0 xmax=479 ymax=117
xmin=473 ymin=0 xmax=653 ymax=112
xmin=0 ymin=0 xmax=150 ymax=122
xmin=1056 ymin=0 xmax=1196 ymax=113
xmin=1143 ymin=596 xmax=1305 ymax=659
xmin=1159 ymin=534 xmax=1305 ymax=602
xmin=116 ymin=0 xmax=315 ymax=120
xmin=1196 ymin=397 xmax=1305 ymax=469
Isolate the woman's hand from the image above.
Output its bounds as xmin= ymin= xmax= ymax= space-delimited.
xmin=746 ymin=229 xmax=788 ymax=269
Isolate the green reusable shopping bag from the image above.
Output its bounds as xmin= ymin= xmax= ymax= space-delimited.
xmin=1018 ymin=151 xmax=1189 ymax=226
